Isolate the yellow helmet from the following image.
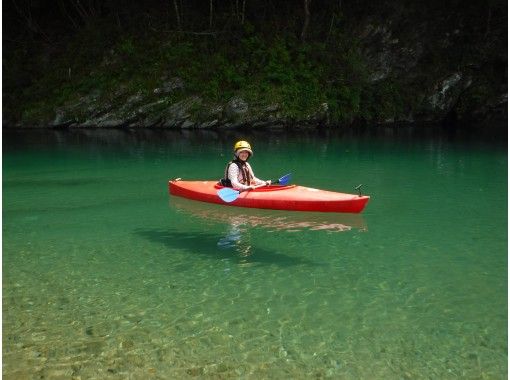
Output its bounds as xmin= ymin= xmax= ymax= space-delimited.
xmin=233 ymin=140 xmax=253 ymax=157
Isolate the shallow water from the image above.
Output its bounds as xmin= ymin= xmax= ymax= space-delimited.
xmin=3 ymin=128 xmax=507 ymax=379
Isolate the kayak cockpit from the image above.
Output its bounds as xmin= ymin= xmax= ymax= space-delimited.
xmin=213 ymin=184 xmax=296 ymax=192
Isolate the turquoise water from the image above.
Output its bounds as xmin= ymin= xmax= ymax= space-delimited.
xmin=3 ymin=128 xmax=507 ymax=379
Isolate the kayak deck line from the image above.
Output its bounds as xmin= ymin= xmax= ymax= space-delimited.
xmin=169 ymin=179 xmax=370 ymax=213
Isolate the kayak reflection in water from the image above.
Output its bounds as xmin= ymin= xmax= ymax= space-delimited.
xmin=171 ymin=197 xmax=367 ymax=234
xmin=219 ymin=140 xmax=271 ymax=191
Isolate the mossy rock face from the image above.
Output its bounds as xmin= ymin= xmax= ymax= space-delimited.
xmin=224 ymin=97 xmax=249 ymax=121
xmin=153 ymin=77 xmax=185 ymax=95
xmin=2 ymin=0 xmax=506 ymax=129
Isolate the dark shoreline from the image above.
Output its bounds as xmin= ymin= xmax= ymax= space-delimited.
xmin=3 ymin=121 xmax=507 ymax=147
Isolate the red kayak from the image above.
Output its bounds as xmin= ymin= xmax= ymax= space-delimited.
xmin=169 ymin=179 xmax=369 ymax=213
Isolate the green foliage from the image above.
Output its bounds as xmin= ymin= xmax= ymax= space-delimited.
xmin=161 ymin=41 xmax=195 ymax=66
xmin=325 ymin=85 xmax=361 ymax=122
xmin=4 ymin=20 xmax=416 ymax=126
xmin=2 ymin=0 xmax=506 ymax=127
xmin=360 ymin=78 xmax=415 ymax=122
xmin=118 ymin=38 xmax=136 ymax=56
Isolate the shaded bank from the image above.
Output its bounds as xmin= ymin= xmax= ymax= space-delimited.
xmin=3 ymin=0 xmax=507 ymax=131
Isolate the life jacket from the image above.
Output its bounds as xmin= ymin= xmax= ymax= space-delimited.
xmin=219 ymin=159 xmax=252 ymax=187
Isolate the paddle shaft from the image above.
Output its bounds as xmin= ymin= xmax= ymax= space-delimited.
xmin=238 ymin=182 xmax=269 ymax=193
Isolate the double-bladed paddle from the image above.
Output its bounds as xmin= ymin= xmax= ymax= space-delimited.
xmin=217 ymin=173 xmax=292 ymax=203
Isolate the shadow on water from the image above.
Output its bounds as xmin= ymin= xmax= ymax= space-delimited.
xmin=134 ymin=227 xmax=318 ymax=267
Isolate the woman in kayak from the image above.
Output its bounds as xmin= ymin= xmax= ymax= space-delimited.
xmin=221 ymin=140 xmax=271 ymax=191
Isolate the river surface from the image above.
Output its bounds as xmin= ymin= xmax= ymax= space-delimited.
xmin=2 ymin=128 xmax=507 ymax=379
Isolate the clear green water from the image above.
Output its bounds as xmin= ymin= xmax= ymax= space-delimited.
xmin=3 ymin=129 xmax=507 ymax=379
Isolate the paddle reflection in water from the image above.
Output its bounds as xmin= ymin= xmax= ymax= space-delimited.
xmin=169 ymin=196 xmax=368 ymax=233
